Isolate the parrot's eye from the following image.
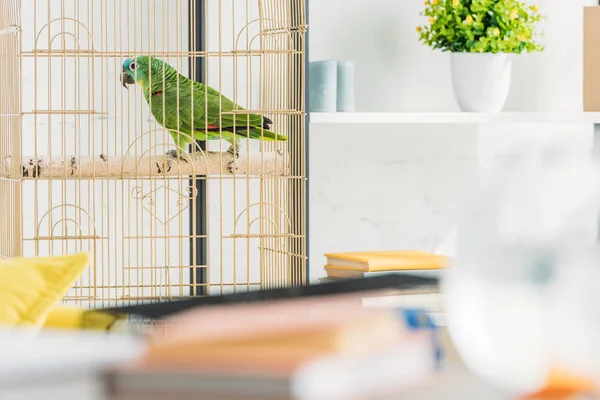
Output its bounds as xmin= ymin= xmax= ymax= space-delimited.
xmin=129 ymin=62 xmax=137 ymax=71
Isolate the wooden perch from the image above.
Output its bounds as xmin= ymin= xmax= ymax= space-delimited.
xmin=2 ymin=151 xmax=289 ymax=179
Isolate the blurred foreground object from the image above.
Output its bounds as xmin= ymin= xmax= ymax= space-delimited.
xmin=105 ymin=293 xmax=440 ymax=400
xmin=0 ymin=328 xmax=146 ymax=399
xmin=443 ymin=152 xmax=600 ymax=397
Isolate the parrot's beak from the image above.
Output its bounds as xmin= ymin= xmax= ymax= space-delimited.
xmin=121 ymin=67 xmax=135 ymax=89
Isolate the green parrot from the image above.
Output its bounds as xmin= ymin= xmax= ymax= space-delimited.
xmin=120 ymin=56 xmax=287 ymax=171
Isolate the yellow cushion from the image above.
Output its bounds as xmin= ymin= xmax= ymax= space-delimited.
xmin=44 ymin=304 xmax=125 ymax=331
xmin=0 ymin=252 xmax=90 ymax=327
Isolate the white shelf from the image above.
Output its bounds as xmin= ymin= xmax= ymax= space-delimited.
xmin=309 ymin=112 xmax=600 ymax=125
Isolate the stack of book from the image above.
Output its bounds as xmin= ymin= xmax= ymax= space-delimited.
xmin=320 ymin=251 xmax=449 ymax=337
xmin=104 ymin=292 xmax=440 ymax=400
xmin=323 ymin=250 xmax=448 ymax=280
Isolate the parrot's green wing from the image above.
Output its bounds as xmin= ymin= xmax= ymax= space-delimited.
xmin=197 ymin=81 xmax=264 ymax=129
xmin=151 ymin=93 xmax=194 ymax=136
xmin=171 ymin=80 xmax=210 ymax=135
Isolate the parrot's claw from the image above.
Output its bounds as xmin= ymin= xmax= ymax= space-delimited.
xmin=155 ymin=150 xmax=188 ymax=174
xmin=225 ymin=146 xmax=239 ymax=174
xmin=226 ymin=145 xmax=240 ymax=159
xmin=227 ymin=159 xmax=239 ymax=174
xmin=165 ymin=150 xmax=189 ymax=163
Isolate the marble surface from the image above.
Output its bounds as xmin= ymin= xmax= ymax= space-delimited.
xmin=308 ymin=122 xmax=593 ymax=282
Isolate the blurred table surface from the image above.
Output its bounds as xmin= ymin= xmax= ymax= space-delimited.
xmin=399 ymin=366 xmax=513 ymax=399
xmin=0 ymin=292 xmax=554 ymax=400
xmin=394 ymin=324 xmax=515 ymax=399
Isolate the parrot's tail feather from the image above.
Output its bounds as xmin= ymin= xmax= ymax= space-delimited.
xmin=244 ymin=127 xmax=288 ymax=141
xmin=262 ymin=116 xmax=273 ymax=129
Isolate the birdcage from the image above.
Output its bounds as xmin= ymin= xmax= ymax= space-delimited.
xmin=0 ymin=0 xmax=308 ymax=309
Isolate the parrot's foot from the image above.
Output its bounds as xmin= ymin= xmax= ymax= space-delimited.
xmin=226 ymin=145 xmax=240 ymax=159
xmin=226 ymin=145 xmax=239 ymax=174
xmin=227 ymin=159 xmax=238 ymax=174
xmin=165 ymin=149 xmax=189 ymax=163
xmin=156 ymin=150 xmax=189 ymax=173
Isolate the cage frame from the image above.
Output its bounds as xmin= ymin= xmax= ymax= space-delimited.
xmin=0 ymin=0 xmax=310 ymax=306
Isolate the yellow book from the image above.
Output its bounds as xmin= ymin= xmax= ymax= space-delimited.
xmin=323 ymin=250 xmax=448 ymax=274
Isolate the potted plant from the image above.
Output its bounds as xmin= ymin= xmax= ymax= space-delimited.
xmin=417 ymin=0 xmax=544 ymax=112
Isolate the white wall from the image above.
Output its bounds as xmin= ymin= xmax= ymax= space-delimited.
xmin=307 ymin=0 xmax=597 ymax=281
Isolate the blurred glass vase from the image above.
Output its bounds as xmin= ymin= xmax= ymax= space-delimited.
xmin=443 ymin=153 xmax=600 ymax=396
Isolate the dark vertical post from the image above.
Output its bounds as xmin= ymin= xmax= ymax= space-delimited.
xmin=189 ymin=0 xmax=207 ymax=296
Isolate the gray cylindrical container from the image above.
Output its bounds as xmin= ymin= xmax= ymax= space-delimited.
xmin=336 ymin=61 xmax=355 ymax=112
xmin=308 ymin=60 xmax=337 ymax=112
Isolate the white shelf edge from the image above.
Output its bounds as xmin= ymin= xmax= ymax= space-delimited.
xmin=309 ymin=112 xmax=600 ymax=125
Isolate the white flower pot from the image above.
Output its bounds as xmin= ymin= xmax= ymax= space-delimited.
xmin=449 ymin=52 xmax=513 ymax=112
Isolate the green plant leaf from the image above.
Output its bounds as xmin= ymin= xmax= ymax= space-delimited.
xmin=417 ymin=0 xmax=545 ymax=53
